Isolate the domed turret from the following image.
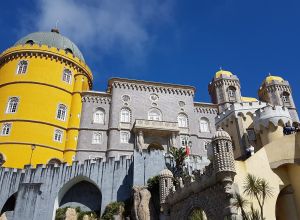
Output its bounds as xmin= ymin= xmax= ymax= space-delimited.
xmin=15 ymin=29 xmax=85 ymax=62
xmin=213 ymin=127 xmax=232 ymax=140
xmin=215 ymin=70 xmax=233 ymax=79
xmin=212 ymin=128 xmax=236 ymax=182
xmin=0 ymin=30 xmax=93 ymax=168
xmin=159 ymin=169 xmax=174 ymax=206
xmin=258 ymin=74 xmax=298 ymax=122
xmin=209 ymin=69 xmax=242 ymax=112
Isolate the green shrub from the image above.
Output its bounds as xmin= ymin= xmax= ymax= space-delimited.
xmin=101 ymin=201 xmax=124 ymax=220
xmin=55 ymin=207 xmax=69 ymax=220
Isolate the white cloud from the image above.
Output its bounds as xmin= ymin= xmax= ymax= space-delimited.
xmin=30 ymin=0 xmax=174 ymax=63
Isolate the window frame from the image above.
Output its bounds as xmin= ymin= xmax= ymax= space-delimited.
xmin=16 ymin=60 xmax=29 ymax=75
xmin=93 ymin=108 xmax=105 ymax=124
xmin=92 ymin=131 xmax=103 ymax=144
xmin=53 ymin=129 xmax=63 ymax=143
xmin=178 ymin=113 xmax=188 ymax=128
xmin=120 ymin=131 xmax=130 ymax=143
xmin=62 ymin=68 xmax=72 ymax=84
xmin=148 ymin=108 xmax=162 ymax=121
xmin=120 ymin=108 xmax=131 ymax=123
xmin=227 ymin=86 xmax=237 ymax=102
xmin=56 ymin=104 xmax=67 ymax=121
xmin=199 ymin=117 xmax=210 ymax=133
xmin=5 ymin=97 xmax=20 ymax=114
xmin=1 ymin=123 xmax=12 ymax=136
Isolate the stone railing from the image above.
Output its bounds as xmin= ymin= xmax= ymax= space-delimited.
xmin=134 ymin=119 xmax=179 ymax=132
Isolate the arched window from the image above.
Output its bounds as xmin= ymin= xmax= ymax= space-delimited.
xmin=16 ymin=60 xmax=28 ymax=74
xmin=1 ymin=123 xmax=12 ymax=136
xmin=54 ymin=129 xmax=63 ymax=142
xmin=93 ymin=108 xmax=105 ymax=124
xmin=282 ymin=91 xmax=291 ymax=105
xmin=227 ymin=86 xmax=236 ymax=102
xmin=6 ymin=97 xmax=19 ymax=113
xmin=56 ymin=104 xmax=67 ymax=121
xmin=148 ymin=108 xmax=162 ymax=121
xmin=48 ymin=158 xmax=62 ymax=166
xmin=62 ymin=68 xmax=72 ymax=84
xmin=200 ymin=118 xmax=210 ymax=133
xmin=178 ymin=113 xmax=188 ymax=127
xmin=120 ymin=108 xmax=131 ymax=123
xmin=92 ymin=132 xmax=103 ymax=144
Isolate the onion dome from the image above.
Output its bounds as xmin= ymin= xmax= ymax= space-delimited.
xmin=215 ymin=69 xmax=233 ymax=78
xmin=14 ymin=29 xmax=85 ymax=62
xmin=212 ymin=127 xmax=231 ymax=140
xmin=159 ymin=169 xmax=173 ymax=177
xmin=264 ymin=74 xmax=284 ymax=84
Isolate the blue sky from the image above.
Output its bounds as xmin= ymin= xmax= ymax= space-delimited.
xmin=1 ymin=0 xmax=300 ymax=108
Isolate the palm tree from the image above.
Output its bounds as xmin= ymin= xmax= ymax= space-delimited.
xmin=248 ymin=204 xmax=260 ymax=220
xmin=169 ymin=147 xmax=187 ymax=177
xmin=232 ymin=193 xmax=249 ymax=220
xmin=243 ymin=174 xmax=273 ymax=220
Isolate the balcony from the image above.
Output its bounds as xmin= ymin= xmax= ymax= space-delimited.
xmin=133 ymin=119 xmax=179 ymax=133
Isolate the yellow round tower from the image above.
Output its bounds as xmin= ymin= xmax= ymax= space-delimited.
xmin=0 ymin=29 xmax=93 ymax=168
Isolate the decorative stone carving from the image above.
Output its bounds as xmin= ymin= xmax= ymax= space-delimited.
xmin=136 ymin=131 xmax=144 ymax=152
xmin=132 ymin=186 xmax=155 ymax=220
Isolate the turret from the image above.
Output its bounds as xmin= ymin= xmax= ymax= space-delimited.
xmin=158 ymin=169 xmax=174 ymax=209
xmin=208 ymin=70 xmax=242 ymax=112
xmin=254 ymin=105 xmax=292 ymax=146
xmin=212 ymin=128 xmax=236 ymax=183
xmin=258 ymin=74 xmax=299 ymax=122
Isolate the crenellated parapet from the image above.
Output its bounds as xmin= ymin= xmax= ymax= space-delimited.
xmin=0 ymin=44 xmax=93 ymax=86
xmin=107 ymin=78 xmax=195 ymax=96
xmin=253 ymin=105 xmax=292 ymax=131
xmin=160 ymin=128 xmax=238 ymax=220
xmin=82 ymin=91 xmax=112 ymax=104
xmin=216 ymin=101 xmax=267 ymax=125
xmin=194 ymin=102 xmax=218 ymax=114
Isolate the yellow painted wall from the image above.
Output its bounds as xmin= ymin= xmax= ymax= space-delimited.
xmin=0 ymin=45 xmax=93 ymax=168
xmin=234 ymin=132 xmax=300 ymax=219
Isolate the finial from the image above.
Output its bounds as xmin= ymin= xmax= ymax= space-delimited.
xmin=268 ymin=72 xmax=271 ymax=76
xmin=51 ymin=20 xmax=60 ymax=34
xmin=219 ymin=66 xmax=223 ymax=71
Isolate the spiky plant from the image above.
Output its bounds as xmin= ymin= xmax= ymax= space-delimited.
xmin=232 ymin=193 xmax=249 ymax=220
xmin=243 ymin=174 xmax=273 ymax=220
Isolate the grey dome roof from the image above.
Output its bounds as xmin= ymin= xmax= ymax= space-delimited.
xmin=14 ymin=30 xmax=85 ymax=62
xmin=213 ymin=127 xmax=231 ymax=140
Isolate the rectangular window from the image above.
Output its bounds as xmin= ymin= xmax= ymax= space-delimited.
xmin=120 ymin=131 xmax=130 ymax=143
xmin=180 ymin=135 xmax=189 ymax=147
xmin=62 ymin=69 xmax=72 ymax=84
xmin=56 ymin=104 xmax=67 ymax=121
xmin=54 ymin=129 xmax=63 ymax=142
xmin=16 ymin=60 xmax=28 ymax=74
xmin=1 ymin=123 xmax=12 ymax=136
xmin=92 ymin=132 xmax=103 ymax=144
xmin=6 ymin=97 xmax=19 ymax=114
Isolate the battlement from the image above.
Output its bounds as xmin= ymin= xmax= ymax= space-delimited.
xmin=254 ymin=105 xmax=292 ymax=131
xmin=216 ymin=101 xmax=267 ymax=124
xmin=82 ymin=91 xmax=112 ymax=104
xmin=165 ymin=163 xmax=216 ymax=205
xmin=0 ymin=44 xmax=93 ymax=82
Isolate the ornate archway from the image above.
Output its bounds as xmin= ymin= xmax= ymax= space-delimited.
xmin=0 ymin=193 xmax=17 ymax=217
xmin=148 ymin=142 xmax=164 ymax=151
